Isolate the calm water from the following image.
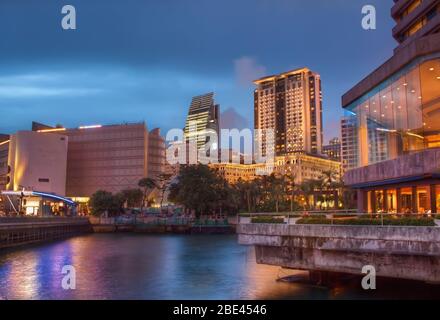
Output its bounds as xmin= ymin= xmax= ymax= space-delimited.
xmin=0 ymin=234 xmax=439 ymax=300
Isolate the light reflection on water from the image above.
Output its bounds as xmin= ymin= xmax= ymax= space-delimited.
xmin=0 ymin=234 xmax=439 ymax=300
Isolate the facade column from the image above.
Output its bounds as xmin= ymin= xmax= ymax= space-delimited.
xmin=370 ymin=191 xmax=376 ymax=214
xmin=411 ymin=186 xmax=418 ymax=214
xmin=356 ymin=189 xmax=366 ymax=213
xmin=333 ymin=190 xmax=339 ymax=210
xmin=383 ymin=189 xmax=388 ymax=213
xmin=430 ymin=184 xmax=437 ymax=214
xmin=396 ymin=188 xmax=402 ymax=213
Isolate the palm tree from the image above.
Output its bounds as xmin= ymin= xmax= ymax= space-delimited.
xmin=299 ymin=179 xmax=320 ymax=210
xmin=321 ymin=170 xmax=341 ymax=209
xmin=138 ymin=177 xmax=157 ymax=212
xmin=286 ymin=174 xmax=296 ymax=212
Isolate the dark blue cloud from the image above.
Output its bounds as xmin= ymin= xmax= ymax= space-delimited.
xmin=0 ymin=0 xmax=395 ymax=142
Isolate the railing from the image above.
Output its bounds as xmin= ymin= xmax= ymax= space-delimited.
xmin=238 ymin=210 xmax=439 ymax=226
xmin=89 ymin=216 xmax=230 ymax=227
xmin=0 ymin=216 xmax=89 ymax=224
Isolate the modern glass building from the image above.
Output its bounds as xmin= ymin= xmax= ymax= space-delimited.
xmin=183 ymin=92 xmax=220 ymax=162
xmin=343 ymin=0 xmax=440 ymax=214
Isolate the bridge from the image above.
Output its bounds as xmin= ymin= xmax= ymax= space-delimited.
xmin=237 ymin=213 xmax=440 ymax=283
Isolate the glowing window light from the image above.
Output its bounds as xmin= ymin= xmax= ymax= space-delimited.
xmin=37 ymin=128 xmax=66 ymax=133
xmin=32 ymin=191 xmax=76 ymax=206
xmin=79 ymin=125 xmax=102 ymax=129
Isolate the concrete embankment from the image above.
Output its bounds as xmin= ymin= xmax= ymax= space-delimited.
xmin=0 ymin=217 xmax=92 ymax=249
xmin=238 ymin=223 xmax=440 ymax=283
xmin=92 ymin=223 xmax=235 ymax=234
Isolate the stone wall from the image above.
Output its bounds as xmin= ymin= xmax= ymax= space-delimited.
xmin=238 ymin=223 xmax=440 ymax=282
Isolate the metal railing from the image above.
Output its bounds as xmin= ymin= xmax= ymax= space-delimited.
xmin=238 ymin=210 xmax=438 ymax=226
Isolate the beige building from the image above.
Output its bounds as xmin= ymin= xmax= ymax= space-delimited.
xmin=254 ymin=68 xmax=323 ymax=156
xmin=6 ymin=131 xmax=68 ymax=196
xmin=274 ymin=153 xmax=341 ymax=185
xmin=209 ymin=163 xmax=267 ymax=185
xmin=210 ymin=154 xmax=341 ymax=186
xmin=0 ymin=135 xmax=9 ymax=192
xmin=148 ymin=128 xmax=166 ymax=179
xmin=32 ymin=122 xmax=166 ymax=199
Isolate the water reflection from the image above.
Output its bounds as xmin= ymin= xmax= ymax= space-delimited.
xmin=0 ymin=234 xmax=439 ymax=300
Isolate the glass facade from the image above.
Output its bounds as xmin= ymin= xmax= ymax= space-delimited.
xmin=344 ymin=56 xmax=440 ymax=168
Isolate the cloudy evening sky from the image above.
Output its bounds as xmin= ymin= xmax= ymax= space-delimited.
xmin=0 ymin=0 xmax=395 ymax=143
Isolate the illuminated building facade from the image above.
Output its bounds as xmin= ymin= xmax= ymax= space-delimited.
xmin=343 ymin=0 xmax=440 ymax=213
xmin=147 ymin=128 xmax=166 ymax=179
xmin=322 ymin=137 xmax=342 ymax=162
xmin=5 ymin=131 xmax=68 ymax=196
xmin=183 ymin=92 xmax=220 ymax=160
xmin=341 ymin=117 xmax=359 ymax=171
xmin=209 ymin=163 xmax=266 ymax=185
xmin=0 ymin=135 xmax=9 ymax=192
xmin=254 ymin=68 xmax=323 ymax=156
xmin=274 ymin=154 xmax=341 ymax=185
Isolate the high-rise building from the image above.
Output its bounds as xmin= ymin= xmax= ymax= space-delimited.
xmin=322 ymin=137 xmax=342 ymax=162
xmin=183 ymin=93 xmax=220 ymax=159
xmin=342 ymin=0 xmax=440 ymax=214
xmin=340 ymin=117 xmax=358 ymax=171
xmin=254 ymin=68 xmax=323 ymax=156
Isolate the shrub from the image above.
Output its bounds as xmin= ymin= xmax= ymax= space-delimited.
xmin=297 ymin=216 xmax=435 ymax=226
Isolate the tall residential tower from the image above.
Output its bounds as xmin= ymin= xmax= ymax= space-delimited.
xmin=254 ymin=68 xmax=323 ymax=156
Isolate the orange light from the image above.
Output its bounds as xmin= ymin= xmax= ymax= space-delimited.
xmin=37 ymin=128 xmax=66 ymax=133
xmin=0 ymin=140 xmax=10 ymax=146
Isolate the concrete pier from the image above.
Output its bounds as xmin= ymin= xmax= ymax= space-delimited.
xmin=238 ymin=223 xmax=440 ymax=283
xmin=0 ymin=217 xmax=92 ymax=249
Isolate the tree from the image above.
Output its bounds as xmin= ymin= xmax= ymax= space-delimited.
xmin=299 ymin=180 xmax=316 ymax=210
xmin=169 ymin=164 xmax=231 ymax=217
xmin=121 ymin=188 xmax=143 ymax=208
xmin=138 ymin=177 xmax=157 ymax=212
xmin=89 ymin=190 xmax=124 ymax=216
xmin=156 ymin=173 xmax=173 ymax=212
xmin=286 ymin=174 xmax=297 ymax=212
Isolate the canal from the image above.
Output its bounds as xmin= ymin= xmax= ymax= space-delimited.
xmin=0 ymin=234 xmax=439 ymax=300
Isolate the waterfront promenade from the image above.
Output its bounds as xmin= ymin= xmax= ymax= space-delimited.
xmin=0 ymin=217 xmax=92 ymax=249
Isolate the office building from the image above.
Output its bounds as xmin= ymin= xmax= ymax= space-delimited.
xmin=322 ymin=137 xmax=342 ymax=162
xmin=342 ymin=0 xmax=440 ymax=213
xmin=340 ymin=117 xmax=359 ymax=171
xmin=183 ymin=92 xmax=220 ymax=161
xmin=254 ymin=68 xmax=323 ymax=156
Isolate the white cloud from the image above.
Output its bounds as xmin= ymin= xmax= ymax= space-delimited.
xmin=0 ymin=86 xmax=102 ymax=98
xmin=234 ymin=56 xmax=266 ymax=87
